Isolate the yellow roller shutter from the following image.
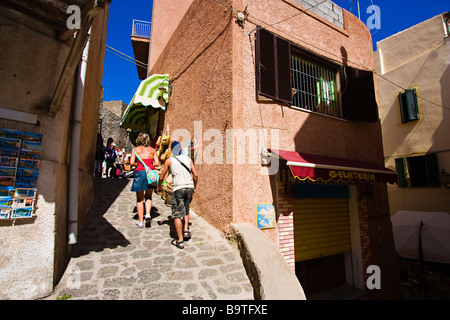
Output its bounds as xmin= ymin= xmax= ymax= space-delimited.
xmin=293 ymin=198 xmax=351 ymax=262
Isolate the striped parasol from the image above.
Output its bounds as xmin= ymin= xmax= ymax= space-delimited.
xmin=120 ymin=74 xmax=170 ymax=132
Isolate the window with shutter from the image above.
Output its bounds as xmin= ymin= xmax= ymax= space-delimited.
xmin=395 ymin=154 xmax=441 ymax=188
xmin=255 ymin=27 xmax=379 ymax=122
xmin=340 ymin=67 xmax=379 ymax=122
xmin=395 ymin=158 xmax=408 ymax=188
xmin=276 ymin=37 xmax=292 ymax=102
xmin=425 ymin=153 xmax=441 ymax=187
xmin=256 ymin=27 xmax=292 ymax=103
xmin=256 ymin=28 xmax=276 ymax=99
xmin=398 ymin=89 xmax=420 ymax=123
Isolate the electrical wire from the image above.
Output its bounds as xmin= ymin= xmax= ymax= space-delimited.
xmin=164 ymin=0 xmax=450 ymax=112
xmin=105 ymin=44 xmax=148 ymax=69
xmin=105 ymin=48 xmax=146 ymax=68
xmin=171 ymin=3 xmax=233 ymax=81
xmin=266 ymin=0 xmax=329 ymax=29
xmin=243 ymin=3 xmax=449 ymax=112
xmin=376 ymin=73 xmax=450 ymax=111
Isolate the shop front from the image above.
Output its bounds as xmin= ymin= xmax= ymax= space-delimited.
xmin=271 ymin=149 xmax=398 ymax=298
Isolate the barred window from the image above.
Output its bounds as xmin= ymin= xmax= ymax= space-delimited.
xmin=291 ymin=52 xmax=342 ymax=118
xmin=255 ymin=26 xmax=379 ymax=122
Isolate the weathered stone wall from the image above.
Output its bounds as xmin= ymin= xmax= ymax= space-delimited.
xmin=99 ymin=100 xmax=130 ymax=150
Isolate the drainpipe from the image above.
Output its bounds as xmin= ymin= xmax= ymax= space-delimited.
xmin=68 ymin=30 xmax=91 ymax=245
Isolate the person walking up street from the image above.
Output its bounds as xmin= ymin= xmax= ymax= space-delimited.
xmin=94 ymin=133 xmax=105 ymax=178
xmin=104 ymin=138 xmax=117 ymax=178
xmin=158 ymin=151 xmax=198 ymax=249
xmin=130 ymin=132 xmax=160 ymax=228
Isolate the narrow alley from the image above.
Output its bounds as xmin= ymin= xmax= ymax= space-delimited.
xmin=45 ymin=177 xmax=253 ymax=300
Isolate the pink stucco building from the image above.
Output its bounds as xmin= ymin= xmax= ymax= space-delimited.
xmin=134 ymin=0 xmax=403 ymax=299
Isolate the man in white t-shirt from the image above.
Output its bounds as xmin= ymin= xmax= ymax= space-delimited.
xmin=158 ymin=153 xmax=198 ymax=249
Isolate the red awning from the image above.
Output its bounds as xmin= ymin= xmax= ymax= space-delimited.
xmin=269 ymin=149 xmax=398 ymax=184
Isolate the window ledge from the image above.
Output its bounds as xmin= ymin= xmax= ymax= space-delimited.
xmin=289 ymin=105 xmax=347 ymax=122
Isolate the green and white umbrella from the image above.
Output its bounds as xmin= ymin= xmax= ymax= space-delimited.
xmin=120 ymin=74 xmax=170 ymax=132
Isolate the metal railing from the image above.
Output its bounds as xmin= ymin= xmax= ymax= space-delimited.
xmin=132 ymin=19 xmax=151 ymax=39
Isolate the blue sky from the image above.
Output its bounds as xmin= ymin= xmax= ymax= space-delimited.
xmin=101 ymin=0 xmax=449 ymax=103
xmin=102 ymin=0 xmax=153 ymax=103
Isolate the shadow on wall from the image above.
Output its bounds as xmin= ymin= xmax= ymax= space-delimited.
xmin=434 ymin=64 xmax=450 ymax=154
xmin=70 ymin=178 xmax=131 ymax=258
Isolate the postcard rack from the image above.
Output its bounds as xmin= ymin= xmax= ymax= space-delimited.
xmin=0 ymin=128 xmax=42 ymax=220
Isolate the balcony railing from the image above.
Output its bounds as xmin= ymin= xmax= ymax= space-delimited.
xmin=132 ymin=19 xmax=151 ymax=39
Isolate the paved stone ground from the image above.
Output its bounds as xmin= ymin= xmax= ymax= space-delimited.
xmin=45 ymin=177 xmax=253 ymax=300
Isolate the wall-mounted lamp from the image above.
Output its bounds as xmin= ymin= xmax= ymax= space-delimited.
xmin=260 ymin=146 xmax=271 ymax=166
xmin=439 ymin=169 xmax=450 ymax=188
xmin=235 ymin=6 xmax=248 ymax=27
xmin=159 ymin=79 xmax=172 ymax=95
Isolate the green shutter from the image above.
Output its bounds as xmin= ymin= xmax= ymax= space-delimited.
xmin=405 ymin=89 xmax=419 ymax=121
xmin=395 ymin=158 xmax=408 ymax=188
xmin=425 ymin=153 xmax=441 ymax=187
xmin=399 ymin=89 xmax=419 ymax=123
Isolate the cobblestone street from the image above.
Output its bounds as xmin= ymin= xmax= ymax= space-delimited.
xmin=45 ymin=177 xmax=253 ymax=300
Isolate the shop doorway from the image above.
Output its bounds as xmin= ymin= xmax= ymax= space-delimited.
xmin=295 ymin=254 xmax=346 ymax=296
xmin=292 ymin=184 xmax=351 ymax=297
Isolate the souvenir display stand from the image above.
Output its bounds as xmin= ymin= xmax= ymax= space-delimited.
xmin=0 ymin=129 xmax=42 ymax=220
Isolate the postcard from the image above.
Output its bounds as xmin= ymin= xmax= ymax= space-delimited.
xmin=0 ymin=186 xmax=14 ymax=197
xmin=18 ymin=159 xmax=39 ymax=169
xmin=11 ymin=207 xmax=33 ymax=219
xmin=0 ymin=129 xmax=22 ymax=139
xmin=12 ymin=198 xmax=34 ymax=208
xmin=22 ymin=131 xmax=43 ymax=142
xmin=14 ymin=188 xmax=36 ymax=198
xmin=0 ymin=177 xmax=15 ymax=187
xmin=0 ymin=167 xmax=16 ymax=177
xmin=0 ymin=208 xmax=10 ymax=219
xmin=0 ymin=196 xmax=12 ymax=208
xmin=0 ymin=156 xmax=18 ymax=168
xmin=0 ymin=137 xmax=21 ymax=150
xmin=0 ymin=148 xmax=19 ymax=158
xmin=19 ymin=149 xmax=40 ymax=160
xmin=17 ymin=168 xmax=38 ymax=179
xmin=22 ymin=141 xmax=42 ymax=151
xmin=14 ymin=178 xmax=37 ymax=189
xmin=256 ymin=203 xmax=277 ymax=229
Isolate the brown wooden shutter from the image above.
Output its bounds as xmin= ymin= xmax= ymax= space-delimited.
xmin=256 ymin=27 xmax=292 ymax=104
xmin=257 ymin=27 xmax=276 ymax=99
xmin=340 ymin=66 xmax=379 ymax=122
xmin=276 ymin=37 xmax=292 ymax=103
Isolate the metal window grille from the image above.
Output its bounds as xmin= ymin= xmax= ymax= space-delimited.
xmin=291 ymin=52 xmax=342 ymax=118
